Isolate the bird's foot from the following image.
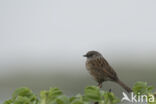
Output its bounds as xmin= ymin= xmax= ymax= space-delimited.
xmin=98 ymin=83 xmax=102 ymax=88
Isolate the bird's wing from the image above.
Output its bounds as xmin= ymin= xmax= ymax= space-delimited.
xmin=93 ymin=57 xmax=118 ymax=80
xmin=102 ymin=66 xmax=118 ymax=80
xmin=103 ymin=65 xmax=118 ymax=80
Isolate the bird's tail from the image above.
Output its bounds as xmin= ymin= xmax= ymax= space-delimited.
xmin=116 ymin=79 xmax=132 ymax=93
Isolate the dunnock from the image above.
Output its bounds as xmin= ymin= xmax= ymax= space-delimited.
xmin=84 ymin=51 xmax=132 ymax=93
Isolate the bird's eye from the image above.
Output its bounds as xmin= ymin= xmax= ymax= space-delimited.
xmin=88 ymin=53 xmax=94 ymax=57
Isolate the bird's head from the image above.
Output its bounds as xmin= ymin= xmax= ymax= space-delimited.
xmin=83 ymin=51 xmax=102 ymax=59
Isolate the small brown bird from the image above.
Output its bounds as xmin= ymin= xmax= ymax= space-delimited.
xmin=84 ymin=51 xmax=132 ymax=93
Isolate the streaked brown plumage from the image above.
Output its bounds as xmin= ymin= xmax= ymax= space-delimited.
xmin=84 ymin=51 xmax=132 ymax=93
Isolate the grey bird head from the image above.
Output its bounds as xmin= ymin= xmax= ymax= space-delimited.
xmin=83 ymin=51 xmax=102 ymax=59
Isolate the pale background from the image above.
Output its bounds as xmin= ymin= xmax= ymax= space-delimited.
xmin=0 ymin=0 xmax=156 ymax=103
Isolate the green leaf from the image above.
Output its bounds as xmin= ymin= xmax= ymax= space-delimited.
xmin=49 ymin=88 xmax=63 ymax=100
xmin=71 ymin=99 xmax=84 ymax=104
xmin=3 ymin=99 xmax=13 ymax=104
xmin=69 ymin=97 xmax=77 ymax=103
xmin=3 ymin=87 xmax=38 ymax=104
xmin=14 ymin=96 xmax=30 ymax=104
xmin=40 ymin=88 xmax=63 ymax=104
xmin=84 ymin=86 xmax=101 ymax=102
xmin=133 ymin=81 xmax=154 ymax=95
xmin=12 ymin=87 xmax=36 ymax=100
xmin=103 ymin=92 xmax=120 ymax=104
xmin=55 ymin=95 xmax=69 ymax=104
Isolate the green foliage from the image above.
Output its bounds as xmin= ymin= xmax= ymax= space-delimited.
xmin=84 ymin=86 xmax=119 ymax=104
xmin=133 ymin=81 xmax=154 ymax=95
xmin=103 ymin=92 xmax=120 ymax=104
xmin=84 ymin=86 xmax=102 ymax=101
xmin=3 ymin=87 xmax=38 ymax=104
xmin=40 ymin=88 xmax=63 ymax=104
xmin=133 ymin=82 xmax=156 ymax=104
xmin=3 ymin=81 xmax=156 ymax=104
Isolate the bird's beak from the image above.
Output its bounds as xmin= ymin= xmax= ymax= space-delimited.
xmin=83 ymin=54 xmax=87 ymax=57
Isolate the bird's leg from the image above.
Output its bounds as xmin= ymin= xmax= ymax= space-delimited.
xmin=109 ymin=88 xmax=112 ymax=92
xmin=98 ymin=82 xmax=102 ymax=88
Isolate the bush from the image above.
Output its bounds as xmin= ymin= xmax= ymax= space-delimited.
xmin=3 ymin=82 xmax=156 ymax=104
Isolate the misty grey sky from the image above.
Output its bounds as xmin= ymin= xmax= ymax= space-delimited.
xmin=0 ymin=0 xmax=156 ymax=74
